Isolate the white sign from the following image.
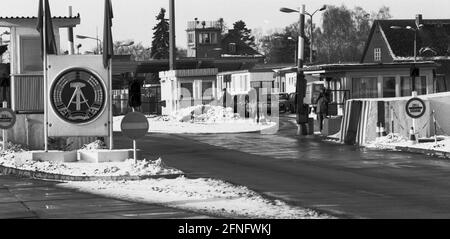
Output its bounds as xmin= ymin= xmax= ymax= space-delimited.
xmin=47 ymin=55 xmax=110 ymax=137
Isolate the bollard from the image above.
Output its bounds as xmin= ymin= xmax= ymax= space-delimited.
xmin=409 ymin=127 xmax=417 ymax=145
xmin=376 ymin=123 xmax=381 ymax=138
xmin=380 ymin=123 xmax=387 ymax=137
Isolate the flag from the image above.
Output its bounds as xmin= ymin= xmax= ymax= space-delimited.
xmin=103 ymin=0 xmax=114 ymax=68
xmin=36 ymin=0 xmax=58 ymax=56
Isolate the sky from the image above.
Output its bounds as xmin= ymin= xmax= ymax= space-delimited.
xmin=0 ymin=0 xmax=449 ymax=52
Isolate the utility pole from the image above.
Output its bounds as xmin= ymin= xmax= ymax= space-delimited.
xmin=169 ymin=0 xmax=176 ymax=70
xmin=296 ymin=5 xmax=308 ymax=135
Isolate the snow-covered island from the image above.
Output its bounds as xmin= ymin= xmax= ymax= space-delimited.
xmin=0 ymin=142 xmax=330 ymax=219
xmin=114 ymin=105 xmax=277 ymax=134
xmin=366 ymin=134 xmax=450 ymax=157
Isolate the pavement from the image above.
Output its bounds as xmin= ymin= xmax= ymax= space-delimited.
xmin=0 ymin=175 xmax=213 ymax=219
xmin=4 ymin=114 xmax=450 ymax=219
xmin=114 ymin=115 xmax=450 ymax=219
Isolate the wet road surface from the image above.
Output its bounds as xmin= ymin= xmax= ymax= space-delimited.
xmin=0 ymin=175 xmax=212 ymax=219
xmin=115 ymin=115 xmax=450 ymax=218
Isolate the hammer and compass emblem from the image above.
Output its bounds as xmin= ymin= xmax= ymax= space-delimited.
xmin=50 ymin=68 xmax=106 ymax=124
xmin=68 ymin=82 xmax=90 ymax=111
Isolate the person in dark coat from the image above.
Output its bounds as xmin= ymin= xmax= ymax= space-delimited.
xmin=316 ymin=89 xmax=329 ymax=132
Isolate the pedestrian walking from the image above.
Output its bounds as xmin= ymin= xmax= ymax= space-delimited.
xmin=316 ymin=88 xmax=329 ymax=132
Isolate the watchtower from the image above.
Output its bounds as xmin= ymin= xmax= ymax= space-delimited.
xmin=186 ymin=19 xmax=223 ymax=58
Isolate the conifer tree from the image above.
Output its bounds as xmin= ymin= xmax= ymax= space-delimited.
xmin=151 ymin=8 xmax=170 ymax=59
xmin=233 ymin=20 xmax=256 ymax=48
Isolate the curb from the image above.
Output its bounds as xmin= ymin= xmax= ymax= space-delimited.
xmin=394 ymin=146 xmax=450 ymax=159
xmin=0 ymin=165 xmax=185 ymax=182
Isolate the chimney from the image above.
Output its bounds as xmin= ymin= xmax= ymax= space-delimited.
xmin=67 ymin=6 xmax=75 ymax=55
xmin=416 ymin=14 xmax=423 ymax=28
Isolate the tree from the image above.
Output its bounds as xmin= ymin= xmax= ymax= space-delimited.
xmin=233 ymin=20 xmax=256 ymax=48
xmin=258 ymin=4 xmax=392 ymax=64
xmin=314 ymin=4 xmax=392 ymax=63
xmin=151 ymin=8 xmax=170 ymax=59
xmin=114 ymin=41 xmax=152 ymax=61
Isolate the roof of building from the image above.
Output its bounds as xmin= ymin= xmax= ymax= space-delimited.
xmin=0 ymin=15 xmax=81 ymax=27
xmin=111 ymin=56 xmax=263 ymax=75
xmin=362 ymin=18 xmax=450 ymax=62
xmin=275 ymin=61 xmax=438 ymax=75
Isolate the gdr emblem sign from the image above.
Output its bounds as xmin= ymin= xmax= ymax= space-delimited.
xmin=50 ymin=68 xmax=106 ymax=124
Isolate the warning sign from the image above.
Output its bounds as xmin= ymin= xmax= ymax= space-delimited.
xmin=405 ymin=97 xmax=426 ymax=119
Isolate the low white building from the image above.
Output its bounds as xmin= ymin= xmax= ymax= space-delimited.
xmin=216 ymin=69 xmax=278 ymax=96
xmin=159 ymin=68 xmax=218 ymax=115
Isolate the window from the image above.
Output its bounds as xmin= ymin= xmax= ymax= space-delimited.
xmin=416 ymin=76 xmax=427 ymax=95
xmin=20 ymin=36 xmax=43 ymax=73
xmin=180 ymin=82 xmax=193 ymax=100
xmin=374 ymin=48 xmax=381 ymax=62
xmin=188 ymin=32 xmax=194 ymax=44
xmin=229 ymin=43 xmax=236 ymax=53
xmin=202 ymin=81 xmax=213 ymax=99
xmin=210 ymin=33 xmax=218 ymax=44
xmin=434 ymin=75 xmax=447 ymax=93
xmin=383 ymin=77 xmax=396 ymax=98
xmin=199 ymin=32 xmax=212 ymax=44
xmin=401 ymin=76 xmax=412 ymax=96
xmin=352 ymin=77 xmax=377 ymax=98
xmin=401 ymin=76 xmax=427 ymax=96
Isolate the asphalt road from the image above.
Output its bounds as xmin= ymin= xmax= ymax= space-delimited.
xmin=0 ymin=175 xmax=212 ymax=219
xmin=116 ymin=115 xmax=450 ymax=219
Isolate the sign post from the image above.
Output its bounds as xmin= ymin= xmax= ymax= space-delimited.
xmin=405 ymin=94 xmax=426 ymax=141
xmin=0 ymin=102 xmax=16 ymax=151
xmin=121 ymin=111 xmax=149 ymax=163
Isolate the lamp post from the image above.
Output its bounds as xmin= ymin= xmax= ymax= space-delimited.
xmin=390 ymin=24 xmax=423 ymax=95
xmin=76 ymin=34 xmax=102 ymax=54
xmin=390 ymin=23 xmax=423 ymax=141
xmin=305 ymin=5 xmax=326 ymax=64
xmin=280 ymin=5 xmax=308 ymax=135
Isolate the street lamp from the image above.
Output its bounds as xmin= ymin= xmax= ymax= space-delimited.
xmin=280 ymin=5 xmax=326 ymax=64
xmin=390 ymin=24 xmax=424 ymax=94
xmin=305 ymin=5 xmax=326 ymax=64
xmin=76 ymin=43 xmax=82 ymax=55
xmin=280 ymin=5 xmax=308 ymax=135
xmin=76 ymin=34 xmax=102 ymax=54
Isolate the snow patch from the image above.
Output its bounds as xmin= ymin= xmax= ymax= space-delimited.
xmin=61 ymin=176 xmax=332 ymax=219
xmin=0 ymin=143 xmax=181 ymax=177
xmin=114 ymin=105 xmax=277 ymax=134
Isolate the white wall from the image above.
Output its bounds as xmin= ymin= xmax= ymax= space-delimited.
xmin=285 ymin=72 xmax=296 ymax=93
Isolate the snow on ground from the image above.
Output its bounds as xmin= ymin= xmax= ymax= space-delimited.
xmin=366 ymin=134 xmax=450 ymax=152
xmin=0 ymin=143 xmax=181 ymax=177
xmin=114 ymin=105 xmax=277 ymax=134
xmin=60 ymin=176 xmax=332 ymax=219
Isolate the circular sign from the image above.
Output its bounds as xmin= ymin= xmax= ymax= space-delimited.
xmin=121 ymin=112 xmax=149 ymax=140
xmin=0 ymin=108 xmax=16 ymax=130
xmin=405 ymin=97 xmax=426 ymax=119
xmin=50 ymin=68 xmax=106 ymax=124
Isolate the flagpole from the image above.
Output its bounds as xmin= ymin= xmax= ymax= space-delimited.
xmin=109 ymin=58 xmax=113 ymax=150
xmin=43 ymin=1 xmax=49 ymax=152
